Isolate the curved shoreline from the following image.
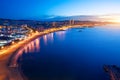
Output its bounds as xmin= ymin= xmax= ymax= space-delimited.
xmin=0 ymin=26 xmax=71 ymax=80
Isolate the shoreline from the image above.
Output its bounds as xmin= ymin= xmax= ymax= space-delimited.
xmin=0 ymin=26 xmax=71 ymax=80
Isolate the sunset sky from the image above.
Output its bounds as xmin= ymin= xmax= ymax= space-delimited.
xmin=0 ymin=0 xmax=120 ymax=19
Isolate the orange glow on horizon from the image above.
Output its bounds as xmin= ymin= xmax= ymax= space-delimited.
xmin=109 ymin=18 xmax=120 ymax=23
xmin=99 ymin=15 xmax=120 ymax=23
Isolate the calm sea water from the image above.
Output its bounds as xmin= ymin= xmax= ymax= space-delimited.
xmin=13 ymin=26 xmax=120 ymax=80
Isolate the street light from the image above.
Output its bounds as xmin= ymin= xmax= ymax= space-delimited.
xmin=1 ymin=46 xmax=4 ymax=49
xmin=12 ymin=41 xmax=15 ymax=44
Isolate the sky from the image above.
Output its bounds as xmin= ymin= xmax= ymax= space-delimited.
xmin=0 ymin=0 xmax=120 ymax=19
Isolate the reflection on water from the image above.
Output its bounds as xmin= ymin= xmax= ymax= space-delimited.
xmin=10 ymin=31 xmax=66 ymax=67
xmin=47 ymin=33 xmax=54 ymax=41
xmin=0 ymin=37 xmax=42 ymax=80
xmin=19 ymin=27 xmax=120 ymax=80
xmin=43 ymin=35 xmax=47 ymax=45
xmin=43 ymin=31 xmax=66 ymax=45
xmin=43 ymin=33 xmax=54 ymax=45
xmin=55 ymin=31 xmax=66 ymax=40
xmin=0 ymin=30 xmax=67 ymax=80
xmin=0 ymin=30 xmax=66 ymax=80
xmin=9 ymin=38 xmax=40 ymax=67
xmin=4 ymin=26 xmax=120 ymax=80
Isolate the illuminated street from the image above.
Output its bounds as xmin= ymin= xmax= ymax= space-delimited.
xmin=0 ymin=26 xmax=73 ymax=80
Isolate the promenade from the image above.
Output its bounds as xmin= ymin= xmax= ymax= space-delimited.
xmin=0 ymin=26 xmax=71 ymax=80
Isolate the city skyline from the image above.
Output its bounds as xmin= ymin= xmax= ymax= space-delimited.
xmin=1 ymin=0 xmax=120 ymax=19
xmin=1 ymin=0 xmax=120 ymax=80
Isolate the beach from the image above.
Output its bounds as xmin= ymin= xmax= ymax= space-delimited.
xmin=0 ymin=26 xmax=70 ymax=80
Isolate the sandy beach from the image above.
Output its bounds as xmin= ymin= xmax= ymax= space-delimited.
xmin=0 ymin=27 xmax=70 ymax=80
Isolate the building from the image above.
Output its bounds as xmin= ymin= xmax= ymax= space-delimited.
xmin=69 ymin=20 xmax=74 ymax=25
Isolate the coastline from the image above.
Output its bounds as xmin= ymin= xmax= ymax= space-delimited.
xmin=0 ymin=26 xmax=71 ymax=80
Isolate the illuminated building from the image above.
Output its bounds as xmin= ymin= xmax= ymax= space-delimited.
xmin=52 ymin=22 xmax=56 ymax=27
xmin=69 ymin=20 xmax=74 ymax=25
